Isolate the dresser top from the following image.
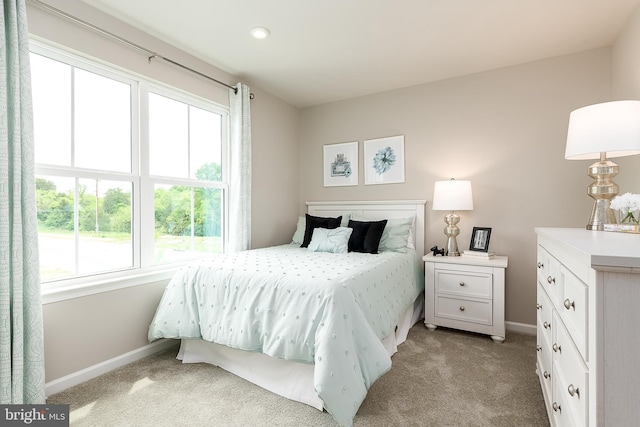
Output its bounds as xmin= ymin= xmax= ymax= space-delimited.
xmin=535 ymin=227 xmax=640 ymax=271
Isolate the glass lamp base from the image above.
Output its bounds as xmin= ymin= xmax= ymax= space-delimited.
xmin=443 ymin=211 xmax=461 ymax=256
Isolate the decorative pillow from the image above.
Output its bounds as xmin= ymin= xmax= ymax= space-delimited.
xmin=406 ymin=225 xmax=416 ymax=250
xmin=339 ymin=214 xmax=351 ymax=227
xmin=307 ymin=227 xmax=353 ymax=253
xmin=301 ymin=214 xmax=342 ymax=248
xmin=291 ymin=216 xmax=306 ymax=245
xmin=378 ymin=216 xmax=414 ymax=253
xmin=348 ymin=219 xmax=388 ymax=254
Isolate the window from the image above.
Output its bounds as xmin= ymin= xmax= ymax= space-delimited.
xmin=147 ymin=90 xmax=225 ymax=264
xmin=30 ymin=42 xmax=228 ymax=287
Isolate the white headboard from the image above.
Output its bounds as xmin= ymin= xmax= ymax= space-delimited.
xmin=306 ymin=200 xmax=426 ymax=256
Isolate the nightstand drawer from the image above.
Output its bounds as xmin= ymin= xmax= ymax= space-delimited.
xmin=435 ymin=269 xmax=493 ymax=299
xmin=434 ymin=295 xmax=492 ymax=325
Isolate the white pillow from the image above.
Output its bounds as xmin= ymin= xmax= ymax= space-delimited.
xmin=406 ymin=225 xmax=416 ymax=250
xmin=307 ymin=227 xmax=353 ymax=253
xmin=378 ymin=216 xmax=414 ymax=253
xmin=291 ymin=216 xmax=305 ymax=244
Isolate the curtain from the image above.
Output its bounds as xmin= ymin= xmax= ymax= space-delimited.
xmin=0 ymin=0 xmax=46 ymax=404
xmin=228 ymin=83 xmax=252 ymax=252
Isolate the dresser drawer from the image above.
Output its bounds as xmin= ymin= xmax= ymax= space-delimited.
xmin=434 ymin=295 xmax=492 ymax=325
xmin=559 ymin=265 xmax=588 ymax=361
xmin=551 ymin=364 xmax=580 ymax=427
xmin=537 ymin=323 xmax=553 ymax=402
xmin=435 ymin=268 xmax=493 ymax=299
xmin=553 ymin=311 xmax=588 ymax=427
xmin=537 ymin=245 xmax=561 ymax=309
xmin=537 ymin=282 xmax=553 ymax=346
xmin=537 ymin=287 xmax=553 ymax=407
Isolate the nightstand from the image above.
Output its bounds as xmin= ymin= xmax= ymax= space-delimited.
xmin=423 ymin=254 xmax=508 ymax=343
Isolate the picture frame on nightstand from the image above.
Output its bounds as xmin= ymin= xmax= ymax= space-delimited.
xmin=469 ymin=227 xmax=492 ymax=252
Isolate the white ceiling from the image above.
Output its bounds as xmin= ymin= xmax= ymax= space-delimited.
xmin=81 ymin=0 xmax=640 ymax=108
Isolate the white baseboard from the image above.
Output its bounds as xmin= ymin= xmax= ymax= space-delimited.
xmin=506 ymin=321 xmax=536 ymax=335
xmin=45 ymin=339 xmax=179 ymax=397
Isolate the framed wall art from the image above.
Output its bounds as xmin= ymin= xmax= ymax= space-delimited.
xmin=323 ymin=141 xmax=358 ymax=187
xmin=364 ymin=135 xmax=405 ymax=185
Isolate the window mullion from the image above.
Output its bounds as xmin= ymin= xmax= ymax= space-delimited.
xmin=70 ymin=66 xmax=75 ymax=167
xmin=131 ymin=80 xmax=141 ymax=270
xmin=139 ymin=82 xmax=155 ymax=268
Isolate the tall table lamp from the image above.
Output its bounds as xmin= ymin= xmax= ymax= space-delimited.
xmin=432 ymin=179 xmax=474 ymax=256
xmin=565 ymin=100 xmax=640 ymax=230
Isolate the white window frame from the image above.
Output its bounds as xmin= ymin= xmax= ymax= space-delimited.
xmin=30 ymin=40 xmax=230 ymax=303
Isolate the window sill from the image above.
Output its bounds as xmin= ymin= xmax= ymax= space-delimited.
xmin=41 ymin=267 xmax=179 ymax=305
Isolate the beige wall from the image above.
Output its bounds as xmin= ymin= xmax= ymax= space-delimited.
xmin=29 ymin=0 xmax=300 ymax=383
xmin=612 ymin=4 xmax=640 ymax=193
xmin=299 ymin=48 xmax=611 ymax=326
xmin=43 ymin=282 xmax=167 ymax=380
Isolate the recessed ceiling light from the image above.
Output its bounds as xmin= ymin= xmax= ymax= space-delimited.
xmin=250 ymin=27 xmax=270 ymax=39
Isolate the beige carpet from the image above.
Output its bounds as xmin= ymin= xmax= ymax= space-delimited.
xmin=48 ymin=325 xmax=550 ymax=426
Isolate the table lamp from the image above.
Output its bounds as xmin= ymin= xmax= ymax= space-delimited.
xmin=432 ymin=179 xmax=474 ymax=256
xmin=565 ymin=100 xmax=640 ymax=230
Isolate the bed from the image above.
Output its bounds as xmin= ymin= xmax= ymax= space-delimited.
xmin=148 ymin=200 xmax=426 ymax=427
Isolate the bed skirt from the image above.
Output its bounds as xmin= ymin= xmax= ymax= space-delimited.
xmin=177 ymin=293 xmax=424 ymax=411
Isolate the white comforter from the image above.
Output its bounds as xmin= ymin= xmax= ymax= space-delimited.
xmin=148 ymin=244 xmax=423 ymax=426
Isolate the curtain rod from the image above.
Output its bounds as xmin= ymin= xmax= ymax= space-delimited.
xmin=28 ymin=0 xmax=253 ymax=97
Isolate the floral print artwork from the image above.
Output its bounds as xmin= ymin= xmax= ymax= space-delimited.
xmin=373 ymin=146 xmax=396 ymax=175
xmin=364 ymin=135 xmax=404 ymax=185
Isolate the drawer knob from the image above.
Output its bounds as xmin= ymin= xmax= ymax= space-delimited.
xmin=553 ymin=343 xmax=562 ymax=353
xmin=547 ymin=276 xmax=555 ymax=285
xmin=563 ymin=299 xmax=575 ymax=310
xmin=567 ymin=384 xmax=580 ymax=398
xmin=536 ymin=345 xmax=542 ymax=352
xmin=459 ymin=282 xmax=465 ymax=286
xmin=543 ymin=371 xmax=551 ymax=379
xmin=537 ymin=262 xmax=544 ymax=269
xmin=543 ymin=321 xmax=551 ymax=330
xmin=552 ymin=402 xmax=561 ymax=413
xmin=459 ymin=306 xmax=465 ymax=312
xmin=536 ymin=303 xmax=542 ymax=310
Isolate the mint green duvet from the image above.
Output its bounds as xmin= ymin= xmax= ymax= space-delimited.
xmin=148 ymin=244 xmax=423 ymax=426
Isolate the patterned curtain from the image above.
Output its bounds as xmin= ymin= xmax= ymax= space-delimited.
xmin=228 ymin=83 xmax=252 ymax=252
xmin=0 ymin=0 xmax=46 ymax=404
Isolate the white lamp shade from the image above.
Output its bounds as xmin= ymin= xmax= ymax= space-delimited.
xmin=432 ymin=180 xmax=474 ymax=211
xmin=565 ymin=100 xmax=640 ymax=160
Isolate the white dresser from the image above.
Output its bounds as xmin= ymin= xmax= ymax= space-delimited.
xmin=423 ymin=254 xmax=508 ymax=343
xmin=535 ymin=228 xmax=640 ymax=427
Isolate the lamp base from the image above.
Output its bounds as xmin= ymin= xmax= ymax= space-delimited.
xmin=443 ymin=211 xmax=461 ymax=256
xmin=586 ymin=158 xmax=618 ymax=231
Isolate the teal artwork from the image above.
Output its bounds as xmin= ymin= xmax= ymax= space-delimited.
xmin=373 ymin=146 xmax=396 ymax=174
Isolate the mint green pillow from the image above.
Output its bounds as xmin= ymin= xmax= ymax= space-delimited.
xmin=307 ymin=227 xmax=353 ymax=253
xmin=291 ymin=216 xmax=305 ymax=244
xmin=378 ymin=217 xmax=414 ymax=253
